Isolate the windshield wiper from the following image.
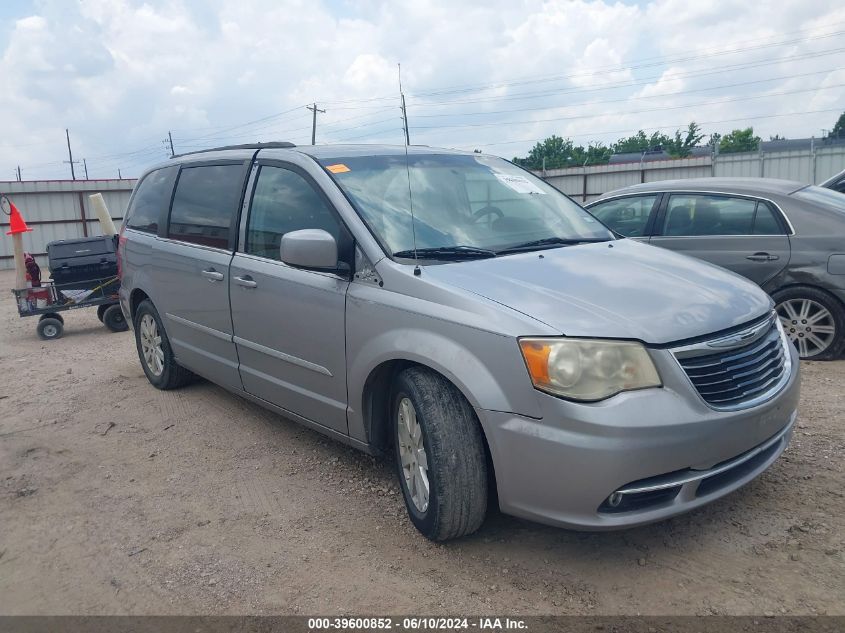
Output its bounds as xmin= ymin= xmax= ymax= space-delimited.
xmin=392 ymin=245 xmax=497 ymax=260
xmin=496 ymin=236 xmax=611 ymax=254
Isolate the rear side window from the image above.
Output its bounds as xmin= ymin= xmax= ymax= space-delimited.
xmin=663 ymin=195 xmax=756 ymax=236
xmin=168 ymin=165 xmax=244 ymax=249
xmin=125 ymin=166 xmax=178 ymax=233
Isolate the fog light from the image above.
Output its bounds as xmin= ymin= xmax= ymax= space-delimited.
xmin=607 ymin=491 xmax=624 ymax=507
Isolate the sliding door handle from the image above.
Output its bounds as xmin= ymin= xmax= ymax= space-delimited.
xmin=201 ymin=269 xmax=224 ymax=282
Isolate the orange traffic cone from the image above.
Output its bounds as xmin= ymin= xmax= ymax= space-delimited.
xmin=5 ymin=200 xmax=33 ymax=235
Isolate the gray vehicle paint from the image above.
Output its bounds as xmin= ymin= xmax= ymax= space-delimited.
xmin=588 ymin=177 xmax=845 ymax=358
xmin=119 ymin=148 xmax=799 ymax=530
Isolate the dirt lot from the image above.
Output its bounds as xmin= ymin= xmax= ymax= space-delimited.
xmin=0 ymin=268 xmax=843 ymax=616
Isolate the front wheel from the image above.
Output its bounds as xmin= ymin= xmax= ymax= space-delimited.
xmin=37 ymin=317 xmax=63 ymax=340
xmin=774 ymin=286 xmax=845 ymax=360
xmin=391 ymin=367 xmax=488 ymax=541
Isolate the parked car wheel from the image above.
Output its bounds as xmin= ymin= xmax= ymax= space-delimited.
xmin=391 ymin=367 xmax=488 ymax=541
xmin=773 ymin=286 xmax=845 ymax=360
xmin=102 ymin=305 xmax=129 ymax=332
xmin=97 ymin=304 xmax=108 ymax=322
xmin=36 ymin=317 xmax=64 ymax=340
xmin=133 ymin=299 xmax=194 ymax=389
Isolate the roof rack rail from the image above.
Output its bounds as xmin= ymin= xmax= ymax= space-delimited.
xmin=172 ymin=141 xmax=296 ymax=159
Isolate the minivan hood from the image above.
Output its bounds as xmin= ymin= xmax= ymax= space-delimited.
xmin=424 ymin=239 xmax=772 ymax=345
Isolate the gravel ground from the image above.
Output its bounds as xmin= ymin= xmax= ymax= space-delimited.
xmin=1 ymin=269 xmax=843 ymax=615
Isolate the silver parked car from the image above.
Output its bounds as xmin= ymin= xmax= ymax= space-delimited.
xmin=119 ymin=145 xmax=799 ymax=540
xmin=587 ymin=178 xmax=845 ymax=360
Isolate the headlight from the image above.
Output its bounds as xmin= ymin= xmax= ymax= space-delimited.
xmin=519 ymin=338 xmax=661 ymax=401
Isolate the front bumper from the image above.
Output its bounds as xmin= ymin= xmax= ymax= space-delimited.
xmin=478 ymin=342 xmax=800 ymax=530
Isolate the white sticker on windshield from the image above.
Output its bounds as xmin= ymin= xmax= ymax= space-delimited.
xmin=494 ymin=173 xmax=546 ymax=195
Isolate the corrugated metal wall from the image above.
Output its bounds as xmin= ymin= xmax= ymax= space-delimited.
xmin=0 ymin=179 xmax=136 ymax=270
xmin=537 ymin=146 xmax=845 ymax=202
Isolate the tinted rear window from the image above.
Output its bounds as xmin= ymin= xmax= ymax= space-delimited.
xmin=168 ymin=165 xmax=245 ymax=249
xmin=125 ymin=166 xmax=178 ymax=233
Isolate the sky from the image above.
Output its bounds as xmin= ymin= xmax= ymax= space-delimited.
xmin=0 ymin=0 xmax=844 ymax=181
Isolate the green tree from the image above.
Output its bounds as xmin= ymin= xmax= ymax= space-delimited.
xmin=665 ymin=122 xmax=705 ymax=158
xmin=612 ymin=130 xmax=671 ymax=154
xmin=513 ymin=135 xmax=611 ymax=170
xmin=830 ymin=111 xmax=845 ymax=139
xmin=719 ymin=127 xmax=761 ymax=153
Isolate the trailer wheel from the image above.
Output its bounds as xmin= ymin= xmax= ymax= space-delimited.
xmin=37 ymin=317 xmax=64 ymax=340
xmin=97 ymin=304 xmax=108 ymax=322
xmin=102 ymin=305 xmax=128 ymax=332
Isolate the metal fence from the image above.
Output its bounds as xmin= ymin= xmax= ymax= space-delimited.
xmin=534 ymin=145 xmax=845 ymax=203
xmin=2 ymin=145 xmax=844 ymax=270
xmin=0 ymin=179 xmax=136 ymax=270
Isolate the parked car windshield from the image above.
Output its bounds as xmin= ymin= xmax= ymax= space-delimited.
xmin=791 ymin=185 xmax=845 ymax=211
xmin=319 ymin=153 xmax=612 ymax=257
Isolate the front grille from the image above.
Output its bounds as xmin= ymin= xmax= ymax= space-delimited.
xmin=675 ymin=319 xmax=789 ymax=409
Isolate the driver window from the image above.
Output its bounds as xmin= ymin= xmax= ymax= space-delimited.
xmin=589 ymin=195 xmax=658 ymax=237
xmin=246 ymin=166 xmax=344 ymax=261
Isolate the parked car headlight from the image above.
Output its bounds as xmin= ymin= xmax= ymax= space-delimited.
xmin=519 ymin=338 xmax=661 ymax=401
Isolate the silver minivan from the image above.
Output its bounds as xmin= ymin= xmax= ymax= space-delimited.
xmin=118 ymin=143 xmax=800 ymax=541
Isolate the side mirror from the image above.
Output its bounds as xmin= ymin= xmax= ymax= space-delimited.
xmin=280 ymin=229 xmax=339 ymax=270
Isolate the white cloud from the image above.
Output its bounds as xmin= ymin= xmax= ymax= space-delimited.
xmin=0 ymin=0 xmax=843 ymax=179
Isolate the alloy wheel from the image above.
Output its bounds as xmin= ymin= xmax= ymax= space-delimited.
xmin=776 ymin=298 xmax=836 ymax=358
xmin=397 ymin=397 xmax=430 ymax=512
xmin=139 ymin=313 xmax=165 ymax=376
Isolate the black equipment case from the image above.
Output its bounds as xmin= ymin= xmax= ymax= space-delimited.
xmin=47 ymin=235 xmax=119 ymax=287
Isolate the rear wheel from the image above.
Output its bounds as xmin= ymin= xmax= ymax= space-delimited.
xmin=133 ymin=299 xmax=194 ymax=389
xmin=37 ymin=317 xmax=63 ymax=340
xmin=773 ymin=286 xmax=845 ymax=360
xmin=391 ymin=367 xmax=488 ymax=541
xmin=102 ymin=305 xmax=128 ymax=332
xmin=97 ymin=304 xmax=108 ymax=322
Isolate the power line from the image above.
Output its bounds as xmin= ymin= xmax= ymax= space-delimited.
xmin=411 ymin=82 xmax=845 ymax=131
xmin=409 ymin=28 xmax=845 ymax=99
xmin=407 ymin=46 xmax=845 ymax=108
xmin=411 ymin=67 xmax=840 ymax=121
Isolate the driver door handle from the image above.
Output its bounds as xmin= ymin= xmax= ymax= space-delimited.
xmin=234 ymin=275 xmax=258 ymax=289
xmin=746 ymin=253 xmax=779 ymax=262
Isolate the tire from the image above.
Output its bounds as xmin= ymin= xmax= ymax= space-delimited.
xmin=773 ymin=286 xmax=845 ymax=360
xmin=102 ymin=304 xmax=129 ymax=332
xmin=97 ymin=304 xmax=108 ymax=322
xmin=36 ymin=317 xmax=63 ymax=340
xmin=391 ymin=367 xmax=488 ymax=541
xmin=133 ymin=299 xmax=194 ymax=389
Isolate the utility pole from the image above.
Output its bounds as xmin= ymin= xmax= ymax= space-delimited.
xmin=165 ymin=131 xmax=175 ymax=157
xmin=83 ymin=158 xmax=89 ymax=180
xmin=398 ymin=64 xmax=410 ymax=145
xmin=64 ymin=128 xmax=78 ymax=180
xmin=16 ymin=166 xmax=22 ymax=182
xmin=306 ymin=103 xmax=325 ymax=145
xmin=118 ymin=168 xmax=122 ymax=179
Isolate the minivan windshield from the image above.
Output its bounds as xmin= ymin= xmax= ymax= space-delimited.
xmin=319 ymin=153 xmax=612 ymax=257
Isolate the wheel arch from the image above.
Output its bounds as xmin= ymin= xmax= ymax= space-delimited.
xmin=129 ymin=288 xmax=151 ymax=321
xmin=359 ymin=358 xmax=499 ymax=507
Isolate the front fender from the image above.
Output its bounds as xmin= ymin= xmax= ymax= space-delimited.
xmin=345 ymin=286 xmax=543 ymax=445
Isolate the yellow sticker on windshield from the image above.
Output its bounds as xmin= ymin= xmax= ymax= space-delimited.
xmin=326 ymin=163 xmax=351 ymax=174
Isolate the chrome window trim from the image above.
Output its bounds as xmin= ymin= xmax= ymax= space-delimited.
xmin=590 ymin=190 xmax=796 ymax=236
